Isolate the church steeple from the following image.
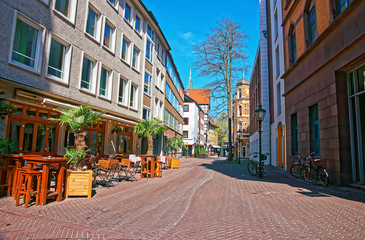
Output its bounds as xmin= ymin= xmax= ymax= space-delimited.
xmin=188 ymin=68 xmax=193 ymax=89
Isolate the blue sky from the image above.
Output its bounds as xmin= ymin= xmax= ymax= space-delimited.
xmin=143 ymin=0 xmax=260 ymax=89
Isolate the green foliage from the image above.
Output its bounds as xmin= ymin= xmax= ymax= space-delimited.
xmin=201 ymin=148 xmax=206 ymax=154
xmin=215 ymin=113 xmax=228 ymax=143
xmin=194 ymin=147 xmax=199 ymax=157
xmin=0 ymin=102 xmax=17 ymax=117
xmin=133 ymin=118 xmax=166 ymax=138
xmin=0 ymin=138 xmax=18 ymax=154
xmin=52 ymin=105 xmax=102 ymax=134
xmin=64 ymin=148 xmax=89 ymax=170
xmin=111 ymin=125 xmax=123 ymax=134
xmin=166 ymin=137 xmax=187 ymax=155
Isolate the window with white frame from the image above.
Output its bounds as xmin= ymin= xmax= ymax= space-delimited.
xmin=144 ymin=71 xmax=152 ymax=95
xmin=80 ymin=55 xmax=97 ymax=92
xmin=124 ymin=2 xmax=131 ymax=22
xmin=277 ymin=82 xmax=281 ymax=115
xmin=159 ymin=102 xmax=163 ymax=119
xmin=103 ymin=19 xmax=116 ymax=52
xmin=39 ymin=0 xmax=50 ymax=5
xmin=146 ymin=38 xmax=153 ymax=62
xmin=135 ymin=14 xmax=141 ymax=32
xmin=85 ymin=5 xmax=101 ymax=41
xmin=154 ymin=99 xmax=159 ymax=118
xmin=54 ymin=0 xmax=77 ymax=23
xmin=99 ymin=65 xmax=112 ymax=99
xmin=121 ymin=37 xmax=131 ymax=63
xmin=130 ymin=84 xmax=137 ymax=108
xmin=132 ymin=46 xmax=140 ymax=70
xmin=147 ymin=24 xmax=154 ymax=40
xmin=275 ymin=46 xmax=280 ymax=78
xmin=274 ymin=11 xmax=278 ymax=40
xmin=47 ymin=36 xmax=71 ymax=83
xmin=160 ymin=73 xmax=164 ymax=91
xmin=142 ymin=107 xmax=150 ymax=120
xmin=107 ymin=0 xmax=118 ymax=8
xmin=118 ymin=77 xmax=128 ymax=105
xmin=10 ymin=14 xmax=44 ymax=72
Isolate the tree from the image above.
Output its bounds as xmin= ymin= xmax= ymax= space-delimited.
xmin=193 ymin=17 xmax=248 ymax=161
xmin=52 ymin=105 xmax=102 ymax=150
xmin=166 ymin=137 xmax=187 ymax=158
xmin=133 ymin=118 xmax=166 ymax=155
xmin=215 ymin=113 xmax=228 ymax=144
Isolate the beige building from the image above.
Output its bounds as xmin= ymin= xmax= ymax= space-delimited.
xmin=233 ymin=75 xmax=250 ymax=158
xmin=0 ymin=0 xmax=184 ymax=157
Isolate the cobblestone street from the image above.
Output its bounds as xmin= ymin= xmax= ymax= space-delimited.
xmin=0 ymin=156 xmax=364 ymax=239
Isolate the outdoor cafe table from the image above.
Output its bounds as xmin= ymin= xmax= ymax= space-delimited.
xmin=23 ymin=156 xmax=68 ymax=206
xmin=139 ymin=155 xmax=157 ymax=179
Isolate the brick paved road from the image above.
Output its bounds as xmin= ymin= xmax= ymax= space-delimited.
xmin=1 ymin=157 xmax=364 ymax=239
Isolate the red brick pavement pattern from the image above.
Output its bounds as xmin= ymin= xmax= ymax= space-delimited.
xmin=0 ymin=157 xmax=364 ymax=239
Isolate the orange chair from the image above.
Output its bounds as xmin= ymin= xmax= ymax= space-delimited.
xmin=15 ymin=169 xmax=42 ymax=208
xmin=0 ymin=166 xmax=15 ymax=197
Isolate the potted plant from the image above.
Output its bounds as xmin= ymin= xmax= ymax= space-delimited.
xmin=133 ymin=118 xmax=166 ymax=155
xmin=166 ymin=137 xmax=187 ymax=169
xmin=63 ymin=147 xmax=92 ymax=198
xmin=52 ymin=104 xmax=102 ymax=150
xmin=0 ymin=102 xmax=17 ymax=119
xmin=0 ymin=138 xmax=18 ymax=167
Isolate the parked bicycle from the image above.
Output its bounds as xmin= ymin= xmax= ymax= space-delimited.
xmin=247 ymin=152 xmax=259 ymax=176
xmin=303 ymin=154 xmax=329 ymax=187
xmin=289 ymin=154 xmax=306 ymax=179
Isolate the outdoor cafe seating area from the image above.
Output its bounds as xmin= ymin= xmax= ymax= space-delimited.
xmin=0 ymin=153 xmax=177 ymax=208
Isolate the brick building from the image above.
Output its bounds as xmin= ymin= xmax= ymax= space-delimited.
xmin=282 ymin=0 xmax=365 ymax=185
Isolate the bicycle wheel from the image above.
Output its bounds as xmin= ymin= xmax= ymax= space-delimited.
xmin=318 ymin=167 xmax=329 ymax=187
xmin=247 ymin=162 xmax=257 ymax=176
xmin=303 ymin=166 xmax=316 ymax=183
xmin=290 ymin=164 xmax=302 ymax=178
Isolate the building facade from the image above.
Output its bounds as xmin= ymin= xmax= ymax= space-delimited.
xmin=183 ymin=94 xmax=205 ymax=156
xmin=270 ymin=0 xmax=286 ymax=169
xmin=282 ymin=0 xmax=365 ymax=185
xmin=233 ymin=75 xmax=250 ymax=158
xmin=207 ymin=116 xmax=219 ymax=154
xmin=0 ymin=0 xmax=184 ymax=157
xmin=249 ymin=0 xmax=272 ymax=165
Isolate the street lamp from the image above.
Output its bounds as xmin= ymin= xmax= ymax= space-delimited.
xmin=237 ymin=129 xmax=242 ymax=164
xmin=255 ymin=104 xmax=266 ymax=178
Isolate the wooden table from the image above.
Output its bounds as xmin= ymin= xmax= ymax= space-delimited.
xmin=23 ymin=157 xmax=68 ymax=206
xmin=140 ymin=155 xmax=157 ymax=179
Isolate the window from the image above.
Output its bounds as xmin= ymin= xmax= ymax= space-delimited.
xmin=54 ymin=0 xmax=77 ymax=23
xmin=47 ymin=36 xmax=71 ymax=83
xmin=99 ymin=66 xmax=112 ymax=99
xmin=309 ymin=5 xmax=317 ymax=44
xmin=103 ymin=20 xmax=115 ymax=52
xmin=275 ymin=47 xmax=280 ymax=77
xmin=121 ymin=37 xmax=131 ymax=63
xmin=154 ymin=99 xmax=159 ymax=118
xmin=289 ymin=28 xmax=297 ymax=65
xmin=147 ymin=24 xmax=154 ymax=40
xmin=184 ymin=105 xmax=189 ymax=112
xmin=146 ymin=39 xmax=153 ymax=62
xmin=274 ymin=11 xmax=278 ymax=40
xmin=130 ymin=84 xmax=137 ymax=108
xmin=124 ymin=3 xmax=131 ymax=22
xmin=277 ymin=83 xmax=281 ymax=115
xmin=309 ymin=104 xmax=320 ymax=156
xmin=183 ymin=131 xmax=188 ymax=138
xmin=132 ymin=46 xmax=140 ymax=70
xmin=184 ymin=118 xmax=189 ymax=125
xmin=238 ymin=89 xmax=242 ymax=98
xmin=135 ymin=14 xmax=141 ymax=32
xmin=118 ymin=77 xmax=128 ymax=105
xmin=338 ymin=0 xmax=349 ymax=14
xmin=239 ymin=106 xmax=242 ymax=116
xmin=85 ymin=5 xmax=101 ymax=41
xmin=107 ymin=0 xmax=117 ymax=8
xmin=144 ymin=71 xmax=152 ymax=95
xmin=156 ymin=69 xmax=160 ymax=89
xmin=142 ymin=107 xmax=150 ymax=120
xmin=291 ymin=113 xmax=298 ymax=155
xmin=11 ymin=15 xmax=43 ymax=71
xmin=160 ymin=74 xmax=165 ymax=91
xmin=80 ymin=55 xmax=97 ymax=92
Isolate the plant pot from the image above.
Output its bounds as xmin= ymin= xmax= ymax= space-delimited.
xmin=171 ymin=158 xmax=180 ymax=169
xmin=65 ymin=170 xmax=92 ymax=198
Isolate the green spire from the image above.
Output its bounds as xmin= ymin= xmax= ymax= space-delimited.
xmin=188 ymin=68 xmax=193 ymax=89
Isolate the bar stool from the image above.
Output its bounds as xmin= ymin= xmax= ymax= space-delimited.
xmin=15 ymin=169 xmax=42 ymax=208
xmin=0 ymin=166 xmax=15 ymax=197
xmin=140 ymin=158 xmax=151 ymax=179
xmin=154 ymin=161 xmax=162 ymax=178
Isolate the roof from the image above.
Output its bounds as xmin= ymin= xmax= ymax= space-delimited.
xmin=237 ymin=73 xmax=249 ymax=86
xmin=185 ymin=89 xmax=211 ymax=105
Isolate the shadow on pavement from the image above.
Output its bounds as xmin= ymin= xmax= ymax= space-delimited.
xmin=200 ymin=159 xmax=365 ymax=203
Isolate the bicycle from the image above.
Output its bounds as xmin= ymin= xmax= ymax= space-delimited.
xmin=247 ymin=152 xmax=259 ymax=176
xmin=289 ymin=154 xmax=306 ymax=179
xmin=303 ymin=154 xmax=329 ymax=187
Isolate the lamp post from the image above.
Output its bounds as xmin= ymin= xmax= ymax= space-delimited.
xmin=255 ymin=104 xmax=266 ymax=178
xmin=237 ymin=129 xmax=242 ymax=164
